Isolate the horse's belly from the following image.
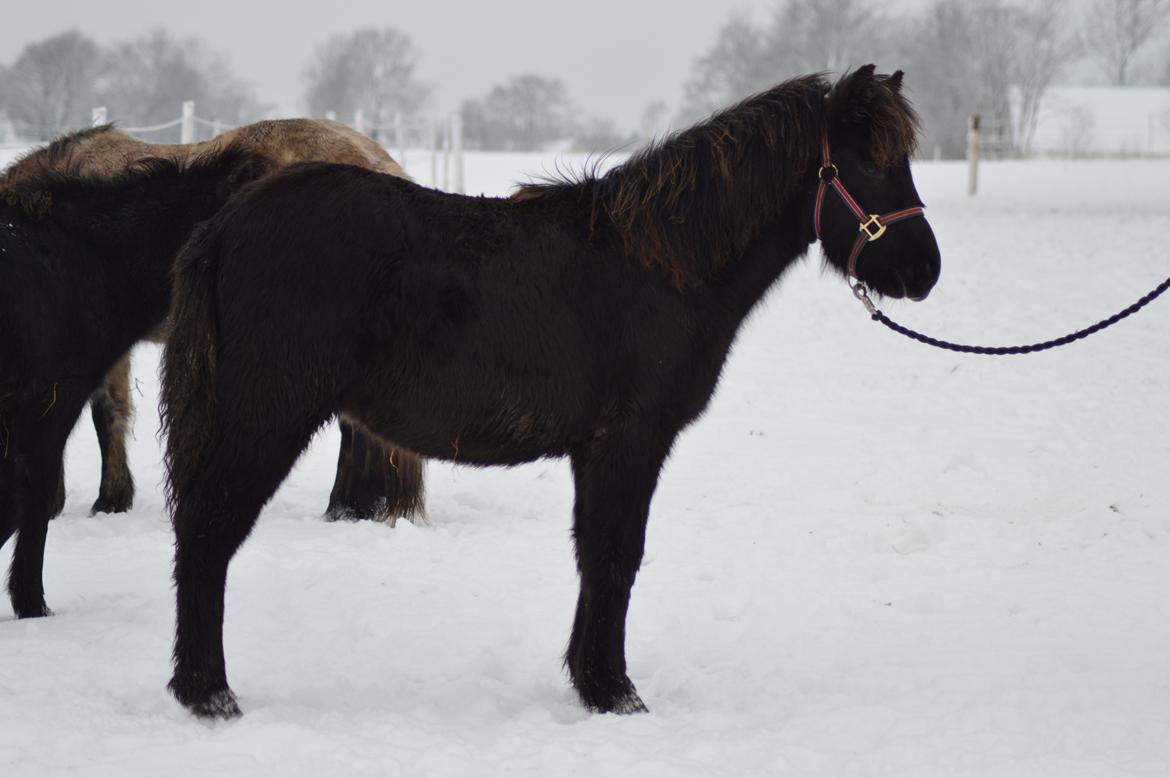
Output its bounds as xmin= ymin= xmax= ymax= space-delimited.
xmin=343 ymin=389 xmax=576 ymax=467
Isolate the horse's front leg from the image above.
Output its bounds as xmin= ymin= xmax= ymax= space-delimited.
xmin=566 ymin=432 xmax=670 ymax=714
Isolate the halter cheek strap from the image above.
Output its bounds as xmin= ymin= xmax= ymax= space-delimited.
xmin=814 ymin=129 xmax=925 ymax=279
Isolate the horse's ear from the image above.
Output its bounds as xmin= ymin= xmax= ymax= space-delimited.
xmin=826 ymin=65 xmax=879 ymax=123
xmin=886 ymin=70 xmax=905 ymax=92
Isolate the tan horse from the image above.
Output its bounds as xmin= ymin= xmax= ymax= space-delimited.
xmin=4 ymin=119 xmax=424 ymax=521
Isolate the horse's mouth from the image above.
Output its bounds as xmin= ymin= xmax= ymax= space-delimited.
xmin=870 ymin=272 xmax=932 ymax=302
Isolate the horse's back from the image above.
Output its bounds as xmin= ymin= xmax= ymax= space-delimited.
xmin=208 ymin=119 xmax=408 ymax=179
xmin=3 ymin=128 xmax=165 ymax=183
xmin=4 ymin=119 xmax=406 ymax=186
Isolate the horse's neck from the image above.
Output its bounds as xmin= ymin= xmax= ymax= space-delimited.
xmin=697 ymin=194 xmax=819 ymax=327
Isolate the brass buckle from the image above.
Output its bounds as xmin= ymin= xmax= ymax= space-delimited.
xmin=818 ymin=163 xmax=838 ymax=180
xmin=859 ymin=215 xmax=886 ymax=242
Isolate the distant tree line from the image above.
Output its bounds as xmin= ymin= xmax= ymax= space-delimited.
xmin=0 ymin=29 xmax=265 ymax=142
xmin=0 ymin=26 xmax=638 ymax=152
xmin=680 ymin=0 xmax=1170 ymax=158
xmin=3 ymin=4 xmax=1169 ymax=152
xmin=457 ymin=74 xmax=636 ymax=152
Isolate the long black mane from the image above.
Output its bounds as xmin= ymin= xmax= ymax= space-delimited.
xmin=515 ymin=72 xmax=919 ymax=287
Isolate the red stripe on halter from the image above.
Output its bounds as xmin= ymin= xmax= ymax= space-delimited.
xmin=829 ymin=179 xmax=868 ymax=221
xmin=879 ymin=207 xmax=925 ymax=225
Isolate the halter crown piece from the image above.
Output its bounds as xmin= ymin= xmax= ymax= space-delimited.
xmin=814 ymin=128 xmax=925 ymax=309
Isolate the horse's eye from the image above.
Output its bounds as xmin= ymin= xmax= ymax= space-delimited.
xmin=860 ymin=161 xmax=881 ymax=177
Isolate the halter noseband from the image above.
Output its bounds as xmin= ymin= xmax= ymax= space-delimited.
xmin=814 ymin=129 xmax=925 ymax=284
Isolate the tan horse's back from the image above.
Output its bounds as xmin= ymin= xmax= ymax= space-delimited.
xmin=4 ymin=118 xmax=407 ymax=183
xmin=210 ymin=119 xmax=407 ymax=177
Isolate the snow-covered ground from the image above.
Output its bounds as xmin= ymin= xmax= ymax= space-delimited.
xmin=1 ymin=150 xmax=1168 ymax=777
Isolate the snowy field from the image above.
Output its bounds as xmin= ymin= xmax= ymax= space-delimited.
xmin=1 ymin=148 xmax=1169 ymax=777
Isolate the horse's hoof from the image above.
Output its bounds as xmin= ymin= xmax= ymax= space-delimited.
xmin=169 ymin=680 xmax=242 ymax=720
xmin=323 ymin=499 xmax=386 ymax=523
xmin=323 ymin=506 xmax=360 ymax=522
xmin=577 ymin=678 xmax=649 ymax=714
xmin=14 ymin=602 xmax=54 ymax=619
xmin=604 ymin=690 xmax=649 ymax=715
xmin=91 ymin=493 xmax=133 ymax=515
xmin=168 ymin=678 xmax=241 ymax=720
xmin=191 ymin=690 xmax=242 ymax=720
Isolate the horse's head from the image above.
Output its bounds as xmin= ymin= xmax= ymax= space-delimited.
xmin=817 ymin=66 xmax=940 ymax=301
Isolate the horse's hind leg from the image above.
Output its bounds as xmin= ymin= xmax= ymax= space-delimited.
xmin=325 ymin=419 xmax=425 ymax=523
xmin=90 ymin=355 xmax=135 ymax=514
xmin=566 ymin=432 xmax=669 ymax=714
xmin=169 ymin=408 xmax=329 ymax=718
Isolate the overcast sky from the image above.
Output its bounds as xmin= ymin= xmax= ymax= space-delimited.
xmin=4 ymin=0 xmax=822 ymax=127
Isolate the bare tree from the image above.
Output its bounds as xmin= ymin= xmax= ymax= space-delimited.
xmin=1013 ymin=0 xmax=1079 ymax=154
xmin=463 ymin=74 xmax=574 ymax=150
xmin=678 ymin=13 xmax=770 ymax=122
xmin=303 ymin=27 xmax=429 ymax=136
xmin=1082 ymin=0 xmax=1170 ymax=85
xmin=570 ymin=117 xmax=636 ymax=153
xmin=763 ymin=0 xmax=894 ymax=75
xmin=680 ymin=1 xmax=896 ymax=125
xmin=902 ymin=0 xmax=1075 ymax=158
xmin=900 ymin=1 xmax=983 ymax=157
xmin=3 ymin=30 xmax=104 ymax=140
xmin=100 ymin=28 xmax=264 ymax=139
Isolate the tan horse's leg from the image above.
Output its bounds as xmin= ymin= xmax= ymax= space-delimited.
xmin=325 ymin=418 xmax=425 ymax=524
xmin=90 ymin=354 xmax=135 ymax=514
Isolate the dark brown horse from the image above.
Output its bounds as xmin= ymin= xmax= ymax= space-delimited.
xmin=2 ymin=120 xmax=425 ymax=521
xmin=162 ymin=67 xmax=940 ymax=718
xmin=0 ymin=146 xmax=274 ymax=619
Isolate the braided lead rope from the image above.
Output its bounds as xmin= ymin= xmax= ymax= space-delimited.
xmin=849 ymin=275 xmax=1170 ymax=355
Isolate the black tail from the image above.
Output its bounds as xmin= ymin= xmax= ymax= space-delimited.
xmin=160 ymin=219 xmax=224 ymax=513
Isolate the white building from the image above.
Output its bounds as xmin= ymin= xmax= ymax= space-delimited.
xmin=1024 ymin=86 xmax=1170 ymax=157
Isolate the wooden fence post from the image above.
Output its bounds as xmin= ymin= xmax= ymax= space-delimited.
xmin=451 ymin=113 xmax=464 ymax=194
xmin=967 ymin=114 xmax=981 ymax=197
xmin=180 ymin=101 xmax=196 ymax=143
